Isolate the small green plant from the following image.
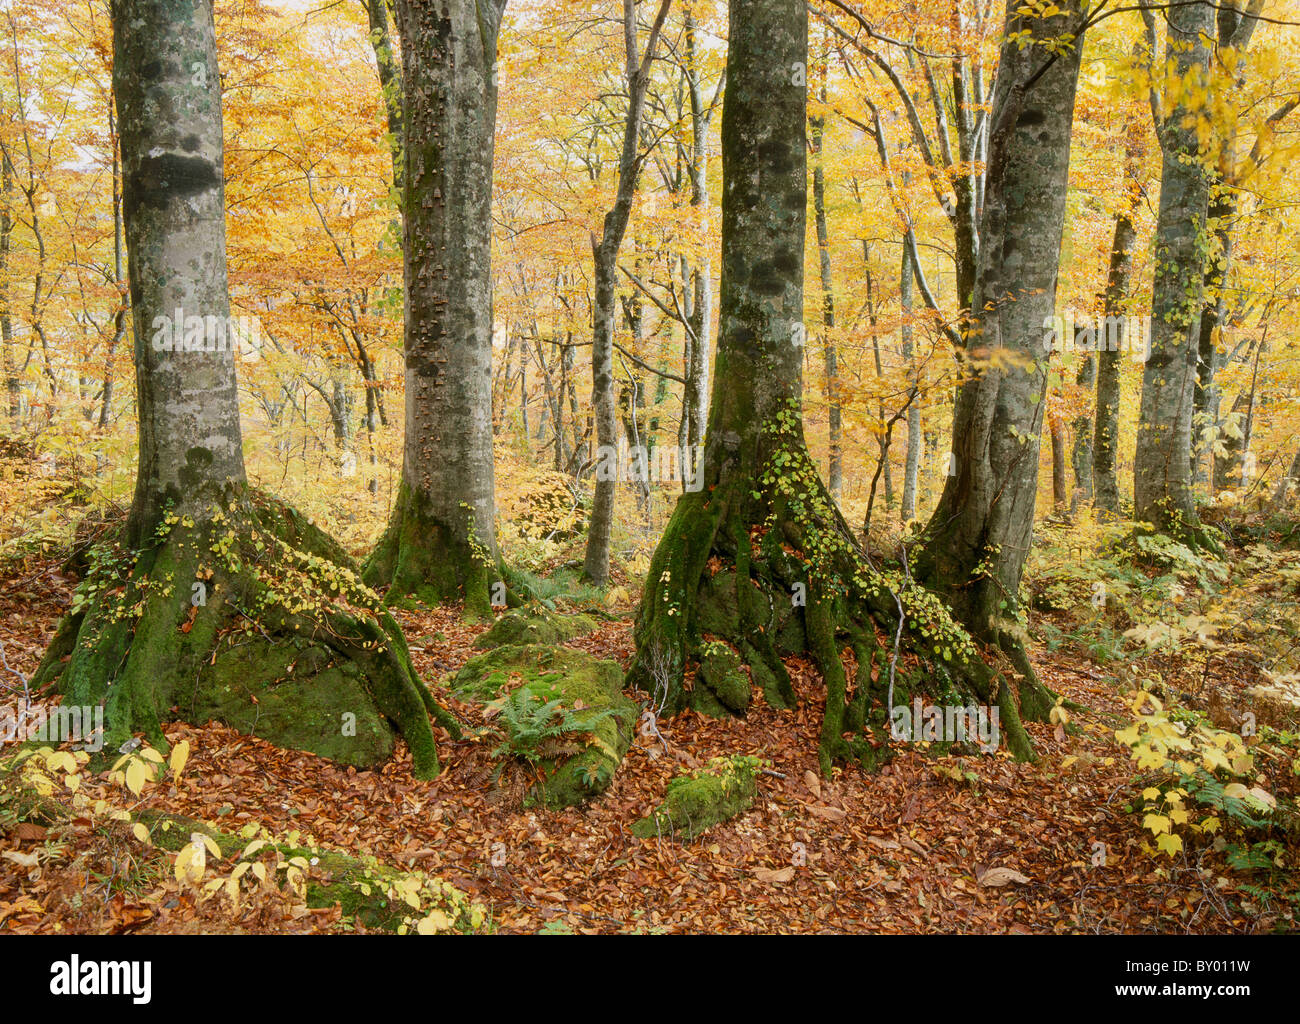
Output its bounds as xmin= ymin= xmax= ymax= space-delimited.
xmin=489 ymin=688 xmax=617 ymax=765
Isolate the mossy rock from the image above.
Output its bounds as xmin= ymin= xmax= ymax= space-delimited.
xmin=474 ymin=608 xmax=599 ymax=651
xmin=695 ymin=644 xmax=750 ymax=715
xmin=193 ymin=639 xmax=396 ymax=769
xmin=631 ymin=755 xmax=762 ymax=842
xmin=452 ymin=643 xmax=635 ymax=809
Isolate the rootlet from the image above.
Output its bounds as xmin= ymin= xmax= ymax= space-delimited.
xmin=49 ymin=956 xmax=151 ymax=1004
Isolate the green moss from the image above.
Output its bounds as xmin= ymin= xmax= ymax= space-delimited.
xmin=474 ymin=608 xmax=599 ymax=650
xmin=198 ymin=640 xmax=397 ymax=768
xmin=33 ymin=490 xmax=449 ymax=779
xmin=631 ymin=755 xmax=763 ymax=842
xmin=453 ymin=643 xmax=635 ymax=809
xmin=696 ymin=642 xmax=750 ymax=714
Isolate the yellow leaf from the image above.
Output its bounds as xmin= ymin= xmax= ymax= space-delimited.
xmin=1143 ymin=813 xmax=1171 ymax=835
xmin=124 ymin=758 xmax=147 ymax=796
xmin=175 ymin=839 xmax=206 ymax=885
xmin=1155 ymin=833 xmax=1183 ymax=857
xmin=132 ymin=822 xmax=150 ymax=843
xmin=416 ymin=909 xmax=453 ymax=934
xmin=169 ymin=740 xmax=190 ymax=785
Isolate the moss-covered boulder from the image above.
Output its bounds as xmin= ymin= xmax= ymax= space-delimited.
xmin=452 ymin=644 xmax=635 ymax=809
xmin=474 ymin=608 xmax=599 ymax=651
xmin=29 ymin=491 xmax=457 ymax=779
xmin=631 ymin=755 xmax=763 ymax=842
xmin=193 ymin=640 xmax=396 ymax=768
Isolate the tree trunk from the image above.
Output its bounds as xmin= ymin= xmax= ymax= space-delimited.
xmin=1134 ymin=1 xmax=1219 ymax=545
xmin=33 ymin=0 xmax=452 ymax=779
xmin=810 ymin=71 xmax=841 ymax=499
xmin=100 ymin=104 xmax=127 ymax=431
xmin=1193 ymin=4 xmax=1262 ymax=485
xmin=363 ymin=0 xmax=405 ymax=199
xmin=915 ymin=0 xmax=1086 ymax=702
xmin=1093 ymin=198 xmax=1139 ymax=515
xmin=582 ymin=0 xmax=672 ymax=585
xmin=1071 ymin=345 xmax=1095 ymax=506
xmin=0 ymin=101 xmax=16 ymax=420
xmin=681 ymin=6 xmax=712 ymax=455
xmin=628 ymin=0 xmax=1039 ymax=774
xmin=900 ymin=242 xmax=921 ymax=522
xmin=1273 ymin=448 xmax=1300 ymax=510
xmin=365 ymin=0 xmax=508 ymax=614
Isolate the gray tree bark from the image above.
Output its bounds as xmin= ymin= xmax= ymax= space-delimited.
xmin=33 ymin=0 xmax=452 ymax=778
xmin=900 ymin=242 xmax=921 ymax=521
xmin=915 ymin=0 xmax=1087 ymax=695
xmin=629 ymin=0 xmax=1042 ymax=772
xmin=583 ymin=0 xmax=672 ymax=586
xmin=1092 ymin=208 xmax=1138 ymax=516
xmin=116 ymin=0 xmax=245 ymax=543
xmin=1134 ymin=1 xmax=1221 ymax=544
xmin=810 ymin=71 xmax=841 ymax=499
xmin=366 ymin=0 xmax=508 ymax=613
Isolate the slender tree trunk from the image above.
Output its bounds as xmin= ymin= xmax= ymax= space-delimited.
xmin=1272 ymin=448 xmax=1300 ymax=510
xmin=900 ymin=242 xmax=920 ymax=521
xmin=101 ymin=104 xmax=127 ymax=430
xmin=583 ymin=0 xmax=672 ymax=585
xmin=1192 ymin=3 xmax=1261 ymax=485
xmin=1071 ymin=348 xmax=1095 ymax=506
xmin=811 ymin=69 xmax=841 ymax=499
xmin=366 ymin=0 xmax=508 ymax=613
xmin=0 ymin=128 xmax=15 ymax=419
xmin=1050 ymin=410 xmax=1068 ymax=511
xmin=915 ymin=0 xmax=1086 ymax=697
xmin=363 ymin=0 xmax=405 ymax=200
xmin=1093 ymin=193 xmax=1139 ymax=514
xmin=682 ymin=6 xmax=712 ymax=455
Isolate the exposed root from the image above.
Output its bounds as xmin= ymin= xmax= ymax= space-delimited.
xmin=31 ymin=490 xmax=455 ymax=779
xmin=628 ymin=409 xmax=1039 ymax=774
xmin=364 ymin=481 xmax=503 ymax=616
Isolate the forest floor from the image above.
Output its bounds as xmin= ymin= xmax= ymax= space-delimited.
xmin=1 ymin=538 xmax=1297 ymax=934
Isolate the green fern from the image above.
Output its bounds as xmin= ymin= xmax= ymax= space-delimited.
xmin=489 ymin=688 xmax=617 ymax=764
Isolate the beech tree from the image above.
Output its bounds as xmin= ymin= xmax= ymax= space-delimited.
xmin=32 ymin=0 xmax=455 ymax=778
xmin=627 ymin=0 xmax=1043 ymax=773
xmin=913 ymin=0 xmax=1086 ymax=697
xmin=365 ymin=0 xmax=510 ymax=612
xmin=582 ymin=0 xmax=673 ymax=586
xmin=1133 ymin=1 xmax=1224 ymax=543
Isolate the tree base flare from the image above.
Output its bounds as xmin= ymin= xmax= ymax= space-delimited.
xmin=627 ymin=440 xmax=1041 ymax=774
xmin=364 ymin=481 xmax=502 ymax=617
xmin=31 ymin=491 xmax=458 ymax=779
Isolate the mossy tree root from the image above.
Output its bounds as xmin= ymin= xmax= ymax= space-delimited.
xmin=627 ymin=441 xmax=1040 ymax=774
xmin=363 ymin=480 xmax=504 ymax=617
xmin=31 ymin=490 xmax=456 ymax=779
